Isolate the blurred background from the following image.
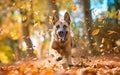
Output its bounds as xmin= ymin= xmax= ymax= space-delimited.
xmin=0 ymin=0 xmax=120 ymax=63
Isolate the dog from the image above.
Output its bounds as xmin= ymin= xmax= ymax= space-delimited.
xmin=49 ymin=12 xmax=73 ymax=67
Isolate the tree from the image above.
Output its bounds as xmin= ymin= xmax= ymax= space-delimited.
xmin=82 ymin=0 xmax=94 ymax=52
xmin=108 ymin=0 xmax=120 ymax=24
xmin=20 ymin=1 xmax=36 ymax=58
xmin=45 ymin=0 xmax=59 ymax=56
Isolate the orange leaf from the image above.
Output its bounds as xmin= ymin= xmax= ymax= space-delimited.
xmin=19 ymin=65 xmax=26 ymax=72
xmin=92 ymin=29 xmax=100 ymax=35
xmin=31 ymin=67 xmax=39 ymax=74
xmin=53 ymin=64 xmax=59 ymax=69
xmin=87 ymin=67 xmax=95 ymax=70
xmin=42 ymin=68 xmax=54 ymax=75
xmin=95 ymin=63 xmax=102 ymax=69
xmin=88 ymin=50 xmax=92 ymax=54
xmin=71 ymin=68 xmax=78 ymax=75
xmin=98 ymin=14 xmax=104 ymax=22
xmin=98 ymin=69 xmax=105 ymax=74
xmin=72 ymin=5 xmax=77 ymax=11
xmin=108 ymin=31 xmax=117 ymax=35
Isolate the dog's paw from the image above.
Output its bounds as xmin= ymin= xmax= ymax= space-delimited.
xmin=56 ymin=57 xmax=63 ymax=61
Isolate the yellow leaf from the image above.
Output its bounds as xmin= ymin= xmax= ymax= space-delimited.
xmin=0 ymin=52 xmax=9 ymax=64
xmin=108 ymin=31 xmax=117 ymax=35
xmin=98 ymin=25 xmax=103 ymax=28
xmin=88 ymin=50 xmax=92 ymax=54
xmin=73 ymin=36 xmax=78 ymax=41
xmin=49 ymin=17 xmax=52 ymax=23
xmin=72 ymin=5 xmax=77 ymax=11
xmin=34 ymin=23 xmax=39 ymax=28
xmin=33 ymin=50 xmax=38 ymax=55
xmin=92 ymin=29 xmax=100 ymax=35
xmin=22 ymin=16 xmax=27 ymax=21
xmin=116 ymin=40 xmax=120 ymax=46
xmin=52 ymin=10 xmax=56 ymax=13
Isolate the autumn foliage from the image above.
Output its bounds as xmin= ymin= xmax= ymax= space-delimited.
xmin=0 ymin=0 xmax=120 ymax=75
xmin=1 ymin=55 xmax=120 ymax=75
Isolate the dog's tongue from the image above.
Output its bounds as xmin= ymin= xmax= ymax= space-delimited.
xmin=61 ymin=36 xmax=64 ymax=41
xmin=58 ymin=35 xmax=65 ymax=41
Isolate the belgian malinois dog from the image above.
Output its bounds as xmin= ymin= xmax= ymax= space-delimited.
xmin=49 ymin=12 xmax=72 ymax=67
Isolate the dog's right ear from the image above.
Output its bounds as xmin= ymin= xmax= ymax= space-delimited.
xmin=52 ymin=12 xmax=59 ymax=25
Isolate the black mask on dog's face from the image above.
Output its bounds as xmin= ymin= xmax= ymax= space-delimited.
xmin=55 ymin=24 xmax=68 ymax=43
xmin=52 ymin=12 xmax=71 ymax=43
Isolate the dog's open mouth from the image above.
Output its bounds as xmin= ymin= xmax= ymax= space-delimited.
xmin=58 ymin=34 xmax=65 ymax=42
xmin=57 ymin=32 xmax=67 ymax=43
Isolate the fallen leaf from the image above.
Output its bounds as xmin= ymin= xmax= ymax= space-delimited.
xmin=49 ymin=17 xmax=53 ymax=23
xmin=22 ymin=16 xmax=27 ymax=21
xmin=108 ymin=31 xmax=117 ymax=35
xmin=53 ymin=64 xmax=59 ymax=69
xmin=33 ymin=50 xmax=38 ymax=55
xmin=70 ymin=68 xmax=78 ymax=75
xmin=92 ymin=29 xmax=100 ymax=35
xmin=101 ymin=38 xmax=105 ymax=43
xmin=88 ymin=50 xmax=92 ymax=54
xmin=41 ymin=68 xmax=54 ymax=75
xmin=95 ymin=63 xmax=103 ymax=69
xmin=98 ymin=14 xmax=104 ymax=22
xmin=52 ymin=10 xmax=56 ymax=13
xmin=19 ymin=65 xmax=26 ymax=73
xmin=115 ymin=40 xmax=120 ymax=46
xmin=87 ymin=67 xmax=95 ymax=70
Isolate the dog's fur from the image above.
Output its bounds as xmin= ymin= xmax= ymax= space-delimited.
xmin=49 ymin=12 xmax=72 ymax=67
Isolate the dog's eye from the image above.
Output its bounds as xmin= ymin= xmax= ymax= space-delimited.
xmin=63 ymin=25 xmax=67 ymax=29
xmin=56 ymin=25 xmax=60 ymax=29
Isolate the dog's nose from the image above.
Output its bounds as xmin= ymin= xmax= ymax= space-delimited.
xmin=58 ymin=31 xmax=64 ymax=35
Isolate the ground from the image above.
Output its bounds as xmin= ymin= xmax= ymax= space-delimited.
xmin=0 ymin=54 xmax=120 ymax=75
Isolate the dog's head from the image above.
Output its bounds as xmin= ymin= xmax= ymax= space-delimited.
xmin=52 ymin=12 xmax=71 ymax=43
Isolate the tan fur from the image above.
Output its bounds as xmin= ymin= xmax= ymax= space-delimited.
xmin=49 ymin=12 xmax=72 ymax=67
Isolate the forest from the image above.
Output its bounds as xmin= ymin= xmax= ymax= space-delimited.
xmin=0 ymin=0 xmax=120 ymax=75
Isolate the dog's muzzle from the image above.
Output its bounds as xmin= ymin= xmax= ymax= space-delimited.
xmin=57 ymin=31 xmax=67 ymax=43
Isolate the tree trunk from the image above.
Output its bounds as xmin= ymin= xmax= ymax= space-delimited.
xmin=20 ymin=6 xmax=36 ymax=58
xmin=46 ymin=0 xmax=59 ymax=56
xmin=48 ymin=0 xmax=59 ymax=28
xmin=14 ymin=40 xmax=22 ymax=61
xmin=82 ymin=0 xmax=94 ymax=51
xmin=49 ymin=0 xmax=58 ymax=15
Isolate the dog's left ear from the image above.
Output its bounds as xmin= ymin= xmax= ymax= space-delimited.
xmin=64 ymin=12 xmax=71 ymax=25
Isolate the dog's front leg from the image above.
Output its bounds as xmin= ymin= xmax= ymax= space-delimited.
xmin=64 ymin=45 xmax=72 ymax=68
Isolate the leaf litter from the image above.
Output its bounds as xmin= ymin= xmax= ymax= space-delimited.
xmin=0 ymin=54 xmax=120 ymax=75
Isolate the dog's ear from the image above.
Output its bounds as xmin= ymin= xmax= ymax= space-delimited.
xmin=52 ymin=12 xmax=59 ymax=25
xmin=64 ymin=12 xmax=71 ymax=25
